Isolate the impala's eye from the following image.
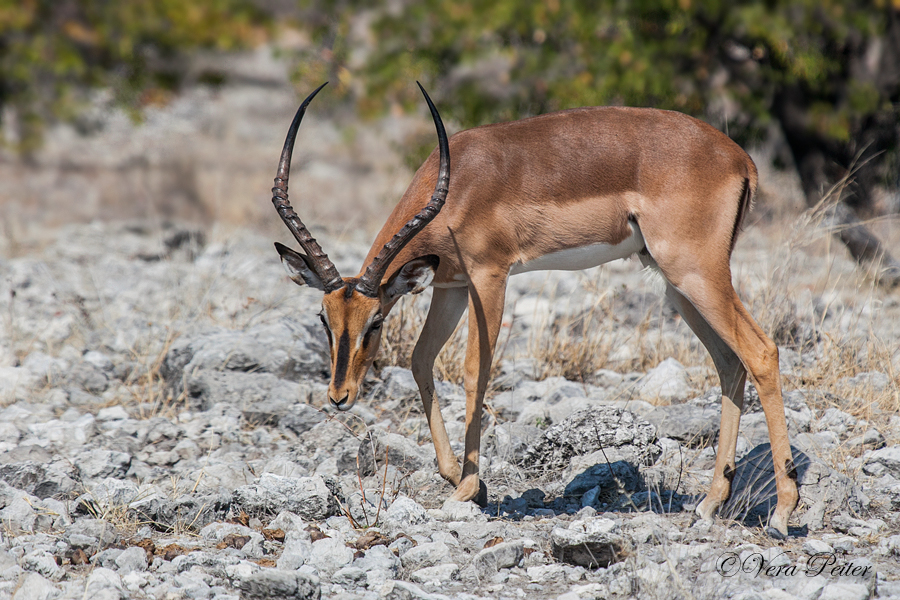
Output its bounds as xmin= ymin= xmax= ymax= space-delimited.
xmin=363 ymin=315 xmax=383 ymax=349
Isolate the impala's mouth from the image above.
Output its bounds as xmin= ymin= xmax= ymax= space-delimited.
xmin=330 ymin=395 xmax=353 ymax=411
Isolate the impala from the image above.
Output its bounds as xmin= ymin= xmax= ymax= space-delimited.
xmin=269 ymin=83 xmax=799 ymax=537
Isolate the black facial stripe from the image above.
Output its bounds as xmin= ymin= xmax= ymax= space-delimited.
xmin=332 ymin=328 xmax=351 ymax=389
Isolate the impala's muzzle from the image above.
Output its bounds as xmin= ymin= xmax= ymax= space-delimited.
xmin=329 ymin=392 xmax=352 ymax=411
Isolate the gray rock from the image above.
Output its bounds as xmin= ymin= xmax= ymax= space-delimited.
xmin=200 ymin=521 xmax=256 ymax=543
xmin=172 ymin=571 xmax=211 ymax=598
xmin=521 ymin=406 xmax=660 ymax=472
xmin=332 ymin=566 xmax=367 ymax=586
xmin=278 ymin=404 xmax=327 ymax=436
xmin=233 ymin=474 xmax=339 ymax=520
xmin=880 ymin=534 xmax=900 ymax=556
xmin=21 ymin=353 xmax=69 ymax=386
xmin=353 ymin=545 xmax=401 ymax=576
xmin=75 ymin=449 xmax=132 ymax=480
xmin=295 ymin=421 xmax=360 ymax=474
xmin=437 ymin=500 xmax=485 ymax=522
xmin=113 ymin=546 xmax=148 ymax=573
xmin=817 ymin=582 xmax=870 ymax=600
xmin=845 ymin=428 xmax=885 ymax=450
xmin=818 ymin=407 xmax=858 ymax=436
xmin=238 ymin=570 xmax=321 ymax=599
xmin=802 ymin=539 xmax=833 ymax=555
xmin=380 ymin=580 xmax=445 ymax=600
xmin=95 ymin=405 xmax=130 ymax=421
xmin=400 ymin=542 xmax=451 ymax=571
xmin=821 ymin=534 xmax=858 ymax=554
xmin=90 ymin=548 xmax=123 ymax=570
xmin=70 ymin=359 xmax=110 ymax=393
xmin=637 ymin=358 xmax=691 ymax=403
xmin=23 ymin=414 xmax=96 ymax=447
xmin=161 ymin=319 xmax=327 ymax=395
xmin=170 ymin=551 xmax=243 ymax=578
xmin=840 ymin=371 xmax=891 ymax=393
xmin=493 ymin=358 xmax=537 ymax=390
xmin=306 ymin=537 xmax=354 ymax=575
xmin=84 ymin=567 xmax=126 ymax=600
xmin=357 ymin=432 xmax=436 ymax=477
xmin=0 ymin=367 xmax=36 ymax=403
xmin=277 ymin=530 xmax=313 ymax=571
xmin=517 ymin=395 xmax=596 ymax=428
xmin=346 ymin=489 xmax=389 ymax=526
xmin=483 ymin=423 xmax=542 ymax=464
xmin=184 ymin=370 xmax=308 ymax=414
xmin=0 ymin=421 xmax=21 ymax=446
xmin=20 ymin=550 xmax=62 ymax=581
xmin=63 ymin=519 xmax=119 ymax=548
xmin=0 ymin=462 xmax=76 ymax=498
xmin=188 ymin=461 xmax=256 ymax=492
xmin=129 ymin=489 xmax=231 ymax=530
xmin=410 ymin=563 xmax=459 ymax=584
xmin=644 ymin=404 xmax=720 ymax=447
xmin=0 ymin=482 xmax=39 ymax=532
xmin=11 ymin=573 xmax=59 ymax=600
xmin=372 ymin=366 xmax=420 ymax=402
xmin=383 ymin=496 xmax=429 ymax=526
xmin=268 ymin=511 xmax=310 ymax=533
xmin=473 ymin=541 xmax=524 ymax=582
xmin=83 ymin=351 xmax=115 ymax=373
xmin=863 ymin=446 xmax=900 ymax=477
xmin=550 ymin=518 xmax=624 ymax=568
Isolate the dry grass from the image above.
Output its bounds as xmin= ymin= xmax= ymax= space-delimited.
xmin=379 ymin=291 xmax=470 ymax=385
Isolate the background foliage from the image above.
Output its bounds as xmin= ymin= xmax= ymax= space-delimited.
xmin=0 ymin=0 xmax=266 ymax=152
xmin=1 ymin=0 xmax=898 ymax=280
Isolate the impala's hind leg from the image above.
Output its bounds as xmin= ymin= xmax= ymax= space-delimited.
xmin=412 ymin=286 xmax=468 ymax=486
xmin=641 ymin=254 xmax=747 ymax=521
xmin=640 ymin=251 xmax=798 ymax=537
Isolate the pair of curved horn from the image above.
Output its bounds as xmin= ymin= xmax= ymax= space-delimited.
xmin=271 ymin=82 xmax=450 ymax=297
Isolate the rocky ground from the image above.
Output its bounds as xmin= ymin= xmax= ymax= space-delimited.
xmin=0 ymin=219 xmax=899 ymax=600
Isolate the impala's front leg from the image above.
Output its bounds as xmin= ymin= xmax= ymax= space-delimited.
xmin=449 ymin=269 xmax=507 ymax=505
xmin=412 ymin=287 xmax=469 ymax=486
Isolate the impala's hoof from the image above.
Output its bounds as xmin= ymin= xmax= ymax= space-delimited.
xmin=766 ymin=514 xmax=788 ymax=540
xmin=694 ymin=496 xmax=719 ymax=522
xmin=448 ymin=474 xmax=482 ymax=503
xmin=474 ymin=480 xmax=488 ymax=508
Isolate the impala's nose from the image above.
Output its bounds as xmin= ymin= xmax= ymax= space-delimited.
xmin=329 ymin=393 xmax=350 ymax=411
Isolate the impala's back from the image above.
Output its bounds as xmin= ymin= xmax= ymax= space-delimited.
xmin=363 ymin=106 xmax=757 ymax=286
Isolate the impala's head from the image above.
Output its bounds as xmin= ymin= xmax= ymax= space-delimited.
xmin=269 ymin=82 xmax=449 ymax=411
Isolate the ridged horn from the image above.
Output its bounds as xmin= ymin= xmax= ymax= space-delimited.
xmin=356 ymin=82 xmax=450 ymax=297
xmin=272 ymin=82 xmax=344 ymax=292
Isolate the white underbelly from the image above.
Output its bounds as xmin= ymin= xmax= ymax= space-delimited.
xmin=509 ymin=221 xmax=645 ymax=276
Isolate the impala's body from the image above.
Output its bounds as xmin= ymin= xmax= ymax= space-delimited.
xmin=271 ymin=84 xmax=799 ymax=538
xmin=368 ymin=106 xmax=751 ymax=288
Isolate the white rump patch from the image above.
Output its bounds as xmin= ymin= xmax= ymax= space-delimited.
xmin=510 ymin=222 xmax=646 ymax=276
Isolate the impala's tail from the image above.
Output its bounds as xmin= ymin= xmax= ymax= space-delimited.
xmin=729 ymin=176 xmax=755 ymax=255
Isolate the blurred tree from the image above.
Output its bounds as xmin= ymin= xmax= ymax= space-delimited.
xmin=307 ymin=0 xmax=900 ymax=286
xmin=0 ymin=0 xmax=268 ymax=153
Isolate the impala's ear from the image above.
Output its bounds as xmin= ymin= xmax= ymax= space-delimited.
xmin=382 ymin=255 xmax=439 ymax=302
xmin=275 ymin=242 xmax=326 ymax=291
